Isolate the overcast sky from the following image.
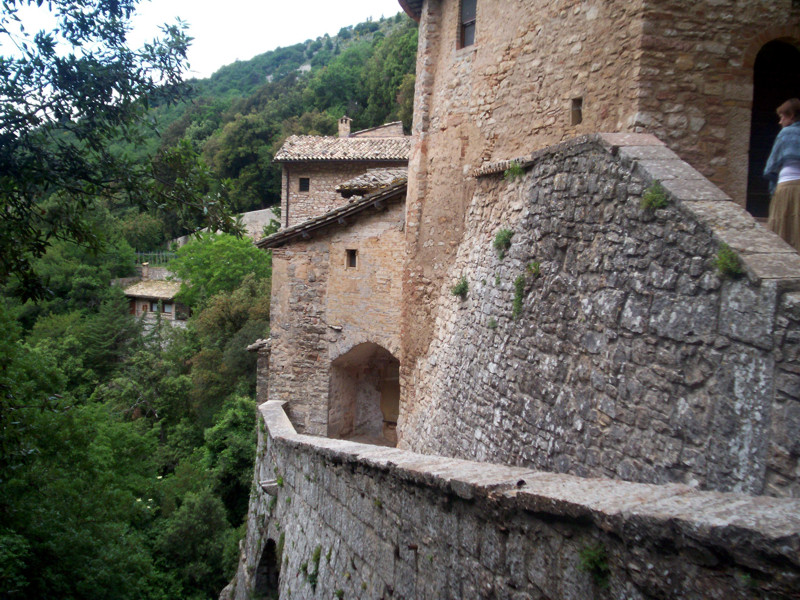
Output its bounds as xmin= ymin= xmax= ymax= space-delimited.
xmin=129 ymin=0 xmax=406 ymax=79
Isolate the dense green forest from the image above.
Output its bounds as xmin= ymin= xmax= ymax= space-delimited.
xmin=1 ymin=5 xmax=417 ymax=599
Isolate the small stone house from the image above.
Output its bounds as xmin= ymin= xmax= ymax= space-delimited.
xmin=123 ymin=264 xmax=188 ymax=323
xmin=256 ymin=123 xmax=411 ymax=446
xmin=124 ymin=279 xmax=187 ymax=321
xmin=273 ymin=117 xmax=410 ymax=228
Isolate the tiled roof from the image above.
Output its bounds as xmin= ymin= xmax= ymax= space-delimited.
xmin=123 ymin=280 xmax=182 ymax=300
xmin=398 ymin=0 xmax=422 ymax=20
xmin=336 ymin=168 xmax=408 ymax=198
xmin=257 ymin=181 xmax=407 ymax=249
xmin=273 ymin=135 xmax=411 ymax=162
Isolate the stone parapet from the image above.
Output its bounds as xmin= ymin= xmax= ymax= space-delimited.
xmin=226 ymin=400 xmax=800 ymax=599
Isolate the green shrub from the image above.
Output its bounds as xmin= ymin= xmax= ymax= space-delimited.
xmin=451 ymin=276 xmax=468 ymax=299
xmin=527 ymin=261 xmax=541 ymax=278
xmin=503 ymin=161 xmax=525 ymax=181
xmin=579 ymin=543 xmax=610 ymax=588
xmin=715 ymin=243 xmax=743 ymax=278
xmin=640 ymin=180 xmax=669 ymax=211
xmin=512 ymin=275 xmax=526 ymax=319
xmin=494 ymin=229 xmax=514 ymax=259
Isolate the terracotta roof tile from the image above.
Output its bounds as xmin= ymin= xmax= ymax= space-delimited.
xmin=123 ymin=280 xmax=182 ymax=300
xmin=274 ymin=135 xmax=411 ymax=162
xmin=336 ymin=168 xmax=408 ymax=197
xmin=399 ymin=0 xmax=422 ymax=20
xmin=257 ymin=181 xmax=407 ymax=249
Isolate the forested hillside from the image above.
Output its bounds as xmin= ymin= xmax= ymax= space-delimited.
xmin=1 ymin=8 xmax=417 ymax=599
xmin=132 ymin=13 xmax=417 ymax=242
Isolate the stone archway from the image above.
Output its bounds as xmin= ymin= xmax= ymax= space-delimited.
xmin=253 ymin=538 xmax=280 ymax=600
xmin=328 ymin=342 xmax=400 ymax=447
xmin=746 ymin=39 xmax=800 ymax=217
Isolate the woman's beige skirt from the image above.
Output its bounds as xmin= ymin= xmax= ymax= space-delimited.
xmin=768 ymin=180 xmax=800 ymax=252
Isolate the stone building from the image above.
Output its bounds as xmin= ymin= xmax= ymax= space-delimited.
xmin=256 ymin=180 xmax=407 ymax=446
xmin=274 ymin=117 xmax=410 ymax=228
xmin=397 ymin=0 xmax=800 ymax=495
xmin=254 ymin=122 xmax=411 ymax=446
xmin=123 ymin=264 xmax=188 ymax=324
xmin=225 ymin=3 xmax=800 ymax=599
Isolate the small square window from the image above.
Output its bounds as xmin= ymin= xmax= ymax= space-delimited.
xmin=346 ymin=249 xmax=358 ymax=269
xmin=163 ymin=303 xmax=173 ymax=314
xmin=299 ymin=177 xmax=310 ymax=192
xmin=571 ymin=97 xmax=583 ymax=126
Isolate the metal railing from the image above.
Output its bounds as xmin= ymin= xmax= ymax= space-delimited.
xmin=135 ymin=251 xmax=176 ymax=266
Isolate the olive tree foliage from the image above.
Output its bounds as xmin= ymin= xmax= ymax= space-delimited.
xmin=0 ymin=0 xmax=236 ymax=299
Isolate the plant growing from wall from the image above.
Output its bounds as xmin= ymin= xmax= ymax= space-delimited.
xmin=488 ymin=317 xmax=498 ymax=329
xmin=503 ymin=161 xmax=525 ymax=181
xmin=494 ymin=229 xmax=514 ymax=259
xmin=304 ymin=545 xmax=322 ymax=590
xmin=451 ymin=276 xmax=469 ymax=299
xmin=640 ymin=180 xmax=669 ymax=211
xmin=277 ymin=532 xmax=285 ymax=562
xmin=527 ymin=261 xmax=541 ymax=278
xmin=512 ymin=275 xmax=526 ymax=319
xmin=716 ymin=243 xmax=744 ymax=278
xmin=578 ymin=543 xmax=610 ymax=588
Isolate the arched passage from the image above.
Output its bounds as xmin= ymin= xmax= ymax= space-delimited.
xmin=253 ymin=538 xmax=280 ymax=600
xmin=746 ymin=39 xmax=800 ymax=217
xmin=328 ymin=342 xmax=400 ymax=446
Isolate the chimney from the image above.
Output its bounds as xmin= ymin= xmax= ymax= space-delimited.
xmin=338 ymin=116 xmax=352 ymax=137
xmin=141 ymin=262 xmax=150 ymax=280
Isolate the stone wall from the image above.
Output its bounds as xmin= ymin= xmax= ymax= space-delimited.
xmin=402 ymin=0 xmax=646 ymax=377
xmin=224 ymin=400 xmax=800 ymax=600
xmin=402 ymin=0 xmax=800 ymax=425
xmin=281 ymin=161 xmax=407 ymax=228
xmin=268 ymin=199 xmax=405 ymax=435
xmin=399 ymin=133 xmax=800 ymax=497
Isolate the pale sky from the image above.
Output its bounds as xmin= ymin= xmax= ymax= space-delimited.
xmin=129 ymin=0 xmax=407 ymax=79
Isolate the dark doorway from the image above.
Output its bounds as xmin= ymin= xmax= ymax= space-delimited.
xmin=253 ymin=539 xmax=280 ymax=600
xmin=746 ymin=40 xmax=800 ymax=217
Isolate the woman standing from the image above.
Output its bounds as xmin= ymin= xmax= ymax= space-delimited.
xmin=765 ymin=98 xmax=800 ymax=251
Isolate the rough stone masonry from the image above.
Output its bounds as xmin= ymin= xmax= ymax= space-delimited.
xmin=224 ymin=134 xmax=800 ymax=600
xmin=225 ymin=400 xmax=800 ymax=600
xmin=400 ymin=134 xmax=800 ymax=499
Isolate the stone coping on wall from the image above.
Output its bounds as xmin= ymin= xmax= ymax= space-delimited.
xmin=261 ymin=400 xmax=800 ymax=568
xmin=475 ymin=133 xmax=800 ymax=286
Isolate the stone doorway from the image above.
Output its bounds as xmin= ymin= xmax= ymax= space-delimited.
xmin=253 ymin=538 xmax=280 ymax=600
xmin=328 ymin=342 xmax=400 ymax=447
xmin=746 ymin=39 xmax=800 ymax=218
